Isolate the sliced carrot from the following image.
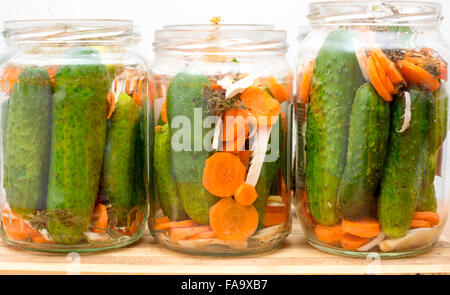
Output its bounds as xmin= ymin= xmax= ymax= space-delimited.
xmin=372 ymin=54 xmax=397 ymax=94
xmin=234 ymin=182 xmax=258 ymax=206
xmin=264 ymin=205 xmax=288 ymax=227
xmin=169 ymin=225 xmax=212 ymax=242
xmin=315 ymin=224 xmax=342 ymax=245
xmin=209 ymin=197 xmax=258 ymax=241
xmin=341 ymin=234 xmax=370 ymax=250
xmin=153 ymin=219 xmax=197 ymax=231
xmin=186 ymin=229 xmax=217 ymax=240
xmin=255 ymin=76 xmax=289 ymax=103
xmin=46 ymin=66 xmax=58 ymax=87
xmin=222 ymin=108 xmax=249 ymax=143
xmin=211 ymin=83 xmax=224 ymax=91
xmin=0 ymin=65 xmax=21 ymax=94
xmin=371 ymin=48 xmax=404 ymax=84
xmin=160 ymin=99 xmax=168 ymax=124
xmin=240 ymin=86 xmax=281 ymax=127
xmin=397 ymin=60 xmax=440 ymax=92
xmin=202 ymin=152 xmax=246 ymax=198
xmin=410 ymin=219 xmax=432 ymax=229
xmin=237 ymin=150 xmax=252 ymax=167
xmin=155 ymin=216 xmax=171 ymax=224
xmin=299 ymin=59 xmax=315 ymax=104
xmin=368 ymin=55 xmax=393 ymax=102
xmin=92 ymin=203 xmax=108 ymax=234
xmin=129 ymin=209 xmax=145 ymax=235
xmin=2 ymin=209 xmax=48 ymax=243
xmin=412 ymin=211 xmax=440 ymax=226
xmin=341 ymin=218 xmax=381 ymax=239
xmin=106 ymin=91 xmax=115 ymax=119
xmin=132 ymin=92 xmax=143 ymax=107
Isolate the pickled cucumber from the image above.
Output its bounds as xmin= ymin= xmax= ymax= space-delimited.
xmin=306 ymin=30 xmax=365 ymax=225
xmin=166 ymin=71 xmax=218 ymax=224
xmin=5 ymin=67 xmax=52 ymax=216
xmin=47 ymin=48 xmax=110 ymax=244
xmin=337 ymin=83 xmax=390 ymax=219
xmin=154 ymin=124 xmax=187 ymax=221
xmin=100 ymin=92 xmax=142 ymax=227
xmin=378 ymin=89 xmax=431 ymax=238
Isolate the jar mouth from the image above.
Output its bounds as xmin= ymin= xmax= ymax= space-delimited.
xmin=154 ymin=24 xmax=287 ymax=53
xmin=3 ymin=19 xmax=139 ymax=45
xmin=307 ymin=0 xmax=442 ymax=27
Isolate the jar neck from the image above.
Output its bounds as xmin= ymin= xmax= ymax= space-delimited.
xmin=2 ymin=19 xmax=140 ymax=47
xmin=307 ymin=1 xmax=442 ymax=28
xmin=153 ymin=25 xmax=288 ymax=56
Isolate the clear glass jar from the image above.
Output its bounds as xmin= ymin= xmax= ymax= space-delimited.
xmin=295 ymin=1 xmax=449 ymax=258
xmin=149 ymin=24 xmax=293 ymax=255
xmin=0 ymin=19 xmax=151 ymax=252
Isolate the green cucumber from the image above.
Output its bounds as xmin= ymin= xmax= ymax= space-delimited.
xmin=1 ymin=100 xmax=9 ymax=189
xmin=378 ymin=89 xmax=431 ymax=238
xmin=337 ymin=83 xmax=390 ymax=219
xmin=296 ymin=102 xmax=305 ymax=190
xmin=166 ymin=70 xmax=218 ymax=224
xmin=5 ymin=67 xmax=52 ymax=216
xmin=100 ymin=92 xmax=142 ymax=226
xmin=306 ymin=29 xmax=365 ymax=225
xmin=47 ymin=48 xmax=110 ymax=244
xmin=154 ymin=124 xmax=187 ymax=221
xmin=254 ymin=116 xmax=282 ymax=229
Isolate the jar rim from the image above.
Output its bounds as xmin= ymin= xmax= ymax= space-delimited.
xmin=3 ymin=19 xmax=139 ymax=45
xmin=307 ymin=0 xmax=442 ymax=26
xmin=154 ymin=24 xmax=287 ymax=53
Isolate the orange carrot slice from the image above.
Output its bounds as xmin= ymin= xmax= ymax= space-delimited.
xmin=209 ymin=197 xmax=258 ymax=241
xmin=106 ymin=91 xmax=115 ymax=119
xmin=202 ymin=152 xmax=246 ymax=198
xmin=92 ymin=203 xmax=108 ymax=234
xmin=341 ymin=234 xmax=370 ymax=250
xmin=255 ymin=76 xmax=290 ymax=103
xmin=234 ymin=182 xmax=258 ymax=206
xmin=315 ymin=224 xmax=342 ymax=245
xmin=412 ymin=211 xmax=440 ymax=226
xmin=2 ymin=210 xmax=48 ymax=243
xmin=160 ymin=99 xmax=168 ymax=124
xmin=371 ymin=48 xmax=404 ymax=84
xmin=299 ymin=59 xmax=315 ymax=104
xmin=341 ymin=218 xmax=381 ymax=238
xmin=186 ymin=229 xmax=217 ymax=240
xmin=0 ymin=65 xmax=21 ymax=94
xmin=222 ymin=108 xmax=249 ymax=143
xmin=397 ymin=60 xmax=440 ymax=92
xmin=240 ymin=86 xmax=281 ymax=127
xmin=410 ymin=219 xmax=432 ymax=229
xmin=237 ymin=150 xmax=252 ymax=167
xmin=264 ymin=205 xmax=288 ymax=227
xmin=169 ymin=225 xmax=212 ymax=242
xmin=368 ymin=55 xmax=393 ymax=102
xmin=153 ymin=219 xmax=197 ymax=231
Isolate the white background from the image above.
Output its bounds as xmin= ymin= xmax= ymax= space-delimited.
xmin=0 ymin=0 xmax=449 ymax=64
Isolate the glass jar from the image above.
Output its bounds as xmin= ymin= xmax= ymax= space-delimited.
xmin=295 ymin=1 xmax=449 ymax=258
xmin=0 ymin=19 xmax=151 ymax=252
xmin=149 ymin=24 xmax=293 ymax=255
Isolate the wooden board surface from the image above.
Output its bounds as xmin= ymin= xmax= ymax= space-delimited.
xmin=1 ymin=218 xmax=449 ymax=275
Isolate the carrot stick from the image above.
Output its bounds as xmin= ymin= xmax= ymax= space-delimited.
xmin=160 ymin=99 xmax=168 ymax=124
xmin=153 ymin=219 xmax=197 ymax=231
xmin=0 ymin=65 xmax=21 ymax=94
xmin=202 ymin=152 xmax=246 ymax=198
xmin=412 ymin=211 xmax=440 ymax=226
xmin=222 ymin=108 xmax=249 ymax=143
xmin=234 ymin=182 xmax=258 ymax=206
xmin=341 ymin=234 xmax=370 ymax=250
xmin=299 ymin=59 xmax=315 ymax=104
xmin=240 ymin=86 xmax=281 ymax=128
xmin=169 ymin=225 xmax=212 ymax=242
xmin=106 ymin=91 xmax=116 ymax=119
xmin=410 ymin=219 xmax=432 ymax=229
xmin=92 ymin=203 xmax=108 ymax=234
xmin=397 ymin=60 xmax=440 ymax=92
xmin=373 ymin=54 xmax=397 ymax=94
xmin=368 ymin=55 xmax=393 ymax=102
xmin=155 ymin=216 xmax=171 ymax=224
xmin=371 ymin=48 xmax=404 ymax=84
xmin=186 ymin=229 xmax=217 ymax=240
xmin=341 ymin=218 xmax=381 ymax=238
xmin=314 ymin=224 xmax=342 ymax=245
xmin=209 ymin=197 xmax=258 ymax=241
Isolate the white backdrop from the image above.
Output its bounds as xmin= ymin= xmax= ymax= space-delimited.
xmin=0 ymin=0 xmax=449 ymax=64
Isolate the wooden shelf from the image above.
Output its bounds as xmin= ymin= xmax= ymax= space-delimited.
xmin=1 ymin=220 xmax=449 ymax=275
